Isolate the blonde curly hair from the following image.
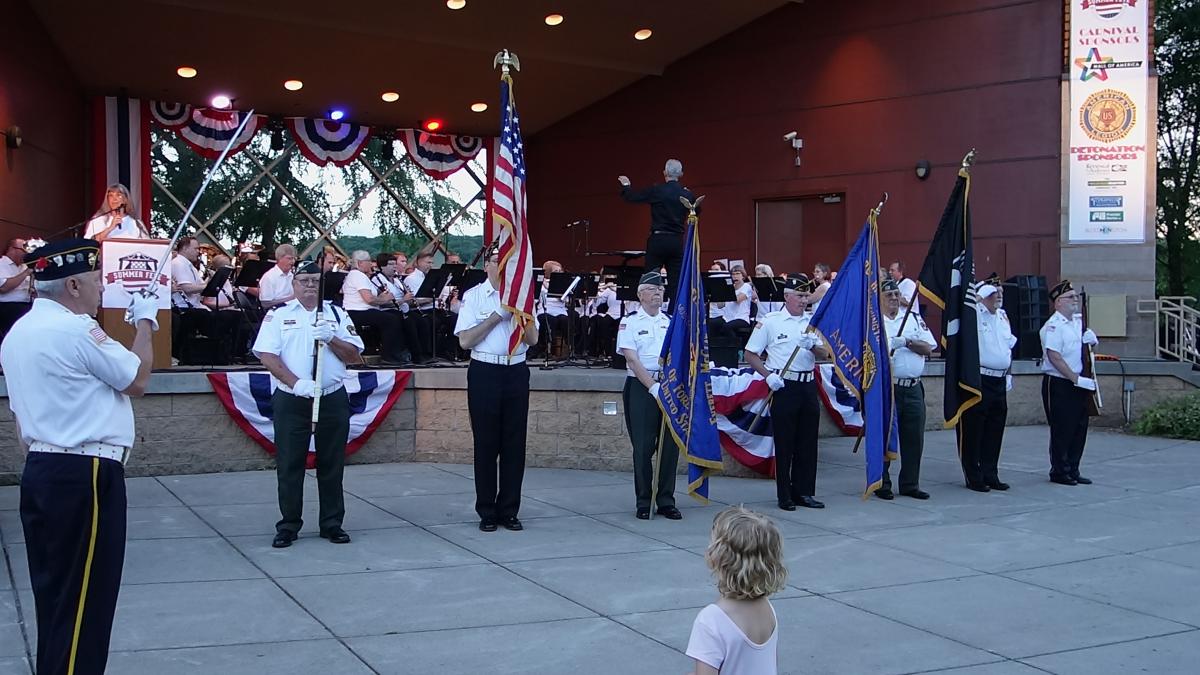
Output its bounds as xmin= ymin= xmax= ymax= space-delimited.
xmin=705 ymin=506 xmax=787 ymax=600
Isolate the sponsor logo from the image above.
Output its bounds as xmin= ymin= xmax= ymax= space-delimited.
xmin=1074 ymin=47 xmax=1143 ymax=81
xmin=1089 ymin=196 xmax=1124 ymax=208
xmin=105 ymin=252 xmax=167 ymax=293
xmin=1079 ymin=89 xmax=1137 ymax=142
xmin=1081 ymin=0 xmax=1139 ymax=20
xmin=1087 ymin=179 xmax=1127 ymax=188
xmin=1089 ymin=211 xmax=1125 ymax=222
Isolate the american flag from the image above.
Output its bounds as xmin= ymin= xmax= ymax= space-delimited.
xmin=492 ymin=75 xmax=535 ymax=354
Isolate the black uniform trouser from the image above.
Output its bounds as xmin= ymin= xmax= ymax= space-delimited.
xmin=644 ymin=232 xmax=683 ymax=305
xmin=593 ymin=315 xmax=618 ymax=357
xmin=21 ymin=453 xmax=126 ymax=675
xmin=174 ymin=307 xmax=240 ymax=364
xmin=1042 ymin=375 xmax=1089 ymax=480
xmin=273 ymin=388 xmax=349 ymax=534
xmin=0 ymin=301 xmax=31 ymax=346
xmin=348 ymin=309 xmax=409 ymax=362
xmin=882 ymin=381 xmax=926 ymax=493
xmin=771 ymin=379 xmax=820 ymax=502
xmin=467 ymin=360 xmax=530 ymax=521
xmin=959 ymin=375 xmax=1008 ymax=485
xmin=622 ymin=376 xmax=679 ymax=509
xmin=409 ymin=309 xmax=435 ymax=360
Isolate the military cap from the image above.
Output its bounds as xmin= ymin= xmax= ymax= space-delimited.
xmin=880 ymin=278 xmax=900 ymax=293
xmin=294 ymin=259 xmax=322 ymax=275
xmin=782 ymin=273 xmax=814 ymax=294
xmin=638 ymin=271 xmax=665 ymax=287
xmin=27 ymin=238 xmax=101 ymax=281
xmin=1049 ymin=279 xmax=1074 ymax=301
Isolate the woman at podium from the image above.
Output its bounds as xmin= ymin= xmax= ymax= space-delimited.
xmin=84 ymin=184 xmax=150 ymax=241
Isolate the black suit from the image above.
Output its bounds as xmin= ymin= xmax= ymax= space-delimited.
xmin=621 ymin=180 xmax=697 ymax=304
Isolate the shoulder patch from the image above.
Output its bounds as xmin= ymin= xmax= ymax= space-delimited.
xmin=89 ymin=325 xmax=109 ymax=344
xmin=347 ymin=324 xmax=357 ymax=336
xmin=916 ymin=317 xmax=928 ymax=330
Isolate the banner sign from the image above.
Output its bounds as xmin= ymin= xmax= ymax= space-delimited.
xmin=100 ymin=238 xmax=171 ymax=310
xmin=1067 ymin=0 xmax=1149 ymax=243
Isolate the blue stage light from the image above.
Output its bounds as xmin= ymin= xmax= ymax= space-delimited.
xmin=329 ymin=109 xmax=346 ymax=122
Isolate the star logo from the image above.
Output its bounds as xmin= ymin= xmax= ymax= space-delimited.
xmin=1075 ymin=48 xmax=1114 ymax=82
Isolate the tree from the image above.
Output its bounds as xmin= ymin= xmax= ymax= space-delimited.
xmin=1156 ymin=0 xmax=1200 ymax=297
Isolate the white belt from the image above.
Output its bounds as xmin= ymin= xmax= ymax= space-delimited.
xmin=981 ymin=367 xmax=1008 ymax=378
xmin=282 ymin=384 xmax=345 ymax=396
xmin=471 ymin=350 xmax=527 ymax=366
xmin=29 ymin=441 xmax=128 ymax=465
xmin=781 ymin=370 xmax=814 ymax=382
xmin=895 ymin=378 xmax=921 ymax=387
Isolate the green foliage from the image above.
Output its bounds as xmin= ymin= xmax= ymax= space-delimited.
xmin=331 ymin=234 xmax=485 ymax=264
xmin=1133 ymin=390 xmax=1200 ymax=440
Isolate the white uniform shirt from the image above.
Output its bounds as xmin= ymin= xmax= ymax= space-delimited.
xmin=745 ymin=310 xmax=817 ymax=372
xmin=884 ymin=312 xmax=936 ymax=379
xmin=84 ymin=214 xmax=146 ymax=240
xmin=252 ymin=300 xmax=364 ymax=393
xmin=405 ymin=268 xmax=434 ymax=310
xmin=170 ymin=254 xmax=207 ymax=310
xmin=722 ymin=283 xmax=752 ymax=323
xmin=258 ymin=265 xmax=294 ymax=305
xmin=0 ymin=255 xmax=32 ymax=303
xmin=686 ymin=603 xmax=779 ymax=675
xmin=205 ymin=278 xmax=238 ymax=310
xmin=897 ymin=277 xmax=921 ymax=315
xmin=615 ymin=309 xmax=671 ymax=376
xmin=453 ymin=280 xmax=537 ymax=356
xmin=1 ymin=299 xmax=140 ymax=448
xmin=595 ymin=287 xmax=621 ymax=320
xmin=341 ymin=269 xmax=377 ymax=311
xmin=1040 ymin=312 xmax=1083 ymax=378
xmin=978 ymin=306 xmax=1017 ymax=371
xmin=539 ymin=282 xmax=568 ymax=317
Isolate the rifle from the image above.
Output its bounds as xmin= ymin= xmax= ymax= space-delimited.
xmin=1080 ymin=287 xmax=1102 ymax=417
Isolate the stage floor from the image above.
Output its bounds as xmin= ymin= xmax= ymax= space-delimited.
xmin=2 ymin=427 xmax=1198 ymax=674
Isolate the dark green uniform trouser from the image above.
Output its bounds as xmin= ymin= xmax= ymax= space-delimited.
xmin=273 ymin=387 xmax=349 ymax=535
xmin=623 ymin=376 xmax=679 ymax=510
xmin=882 ymin=380 xmax=925 ymax=493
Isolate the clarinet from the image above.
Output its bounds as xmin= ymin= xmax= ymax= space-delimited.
xmin=371 ymin=271 xmax=402 ymax=311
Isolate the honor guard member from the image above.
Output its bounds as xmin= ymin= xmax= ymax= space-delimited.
xmin=617 ymin=271 xmax=682 ymax=520
xmin=253 ymin=260 xmax=365 ymax=548
xmin=877 ymin=279 xmax=937 ymax=500
xmin=454 ymin=249 xmax=540 ymax=533
xmin=959 ymin=277 xmax=1017 ymax=491
xmin=745 ymin=273 xmax=829 ymax=510
xmin=1040 ymin=280 xmax=1099 ymax=486
xmin=1 ymin=238 xmax=158 ymax=675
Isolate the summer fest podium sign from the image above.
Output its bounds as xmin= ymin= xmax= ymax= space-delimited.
xmin=100 ymin=238 xmax=173 ymax=368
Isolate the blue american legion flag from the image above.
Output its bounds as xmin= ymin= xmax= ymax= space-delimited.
xmin=658 ymin=213 xmax=722 ymax=501
xmin=492 ymin=74 xmax=535 ymax=354
xmin=809 ymin=214 xmax=899 ymax=496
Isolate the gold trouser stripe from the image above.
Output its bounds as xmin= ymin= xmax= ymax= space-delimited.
xmin=67 ymin=458 xmax=100 ymax=675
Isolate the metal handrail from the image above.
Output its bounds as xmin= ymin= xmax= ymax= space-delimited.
xmin=1137 ymin=296 xmax=1200 ymax=366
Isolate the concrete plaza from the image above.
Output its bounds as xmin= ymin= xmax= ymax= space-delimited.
xmin=1 ymin=426 xmax=1198 ymax=674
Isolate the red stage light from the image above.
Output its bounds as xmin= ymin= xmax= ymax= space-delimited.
xmin=423 ymin=119 xmax=443 ymax=132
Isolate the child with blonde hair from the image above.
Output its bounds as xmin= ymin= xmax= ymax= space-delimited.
xmin=687 ymin=506 xmax=787 ymax=674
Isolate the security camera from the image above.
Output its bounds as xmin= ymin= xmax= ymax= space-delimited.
xmin=783 ymin=131 xmax=798 ymax=141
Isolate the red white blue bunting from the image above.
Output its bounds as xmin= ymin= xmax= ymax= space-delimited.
xmin=287 ymin=118 xmax=372 ymax=167
xmin=711 ymin=367 xmax=775 ymax=476
xmin=149 ymin=101 xmax=192 ymax=130
xmin=816 ymin=363 xmax=864 ymax=435
xmin=176 ymin=109 xmax=262 ymax=160
xmin=400 ymin=130 xmax=484 ymax=179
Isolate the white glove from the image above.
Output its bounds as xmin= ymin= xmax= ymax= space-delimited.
xmin=291 ymin=378 xmax=317 ymax=398
xmin=888 ymin=336 xmax=906 ymax=351
xmin=125 ymin=291 xmax=160 ymax=331
xmin=766 ymin=373 xmax=785 ymax=391
xmin=1074 ymin=376 xmax=1096 ymax=391
xmin=798 ymin=333 xmax=819 ymax=349
xmin=312 ymin=320 xmax=335 ymax=344
xmin=648 ymin=382 xmax=661 ymax=400
xmin=1081 ymin=329 xmax=1098 ymax=346
xmin=1005 ymin=374 xmax=1013 ymax=392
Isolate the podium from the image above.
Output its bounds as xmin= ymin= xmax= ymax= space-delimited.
xmin=99 ymin=238 xmax=173 ymax=369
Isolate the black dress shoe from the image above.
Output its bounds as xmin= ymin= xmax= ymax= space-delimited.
xmin=320 ymin=528 xmax=351 ymax=544
xmin=966 ymin=482 xmax=991 ymax=493
xmin=986 ymin=480 xmax=1010 ymax=491
xmin=874 ymin=487 xmax=895 ymax=500
xmin=900 ymin=489 xmax=930 ymax=500
xmin=796 ymin=496 xmax=825 ymax=509
xmin=656 ymin=506 xmax=683 ymax=520
xmin=501 ymin=516 xmax=524 ymax=531
xmin=1071 ymin=475 xmax=1093 ymax=485
xmin=479 ymin=518 xmax=498 ymax=532
xmin=778 ymin=501 xmax=796 ymax=511
xmin=636 ymin=508 xmax=650 ymax=520
xmin=272 ymin=531 xmax=297 ymax=548
xmin=1050 ymin=476 xmax=1078 ymax=486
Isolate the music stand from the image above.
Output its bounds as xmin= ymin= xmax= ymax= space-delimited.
xmin=232 ymin=259 xmax=272 ymax=289
xmin=704 ymin=271 xmax=736 ymax=304
xmin=201 ymin=266 xmax=234 ymax=298
xmin=322 ymin=271 xmax=347 ymax=307
xmin=414 ymin=268 xmax=455 ymax=364
xmin=458 ymin=269 xmax=488 ymax=295
xmin=752 ymin=277 xmax=785 ymax=303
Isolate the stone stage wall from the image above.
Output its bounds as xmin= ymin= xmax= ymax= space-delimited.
xmin=0 ymin=361 xmax=1195 ymax=484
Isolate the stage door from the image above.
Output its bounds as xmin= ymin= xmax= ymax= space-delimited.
xmin=755 ymin=195 xmax=845 ymax=276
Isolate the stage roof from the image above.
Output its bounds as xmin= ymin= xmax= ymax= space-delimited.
xmin=33 ymin=0 xmax=796 ymax=136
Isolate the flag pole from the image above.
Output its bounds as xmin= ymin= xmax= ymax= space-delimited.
xmin=850 ymin=193 xmax=891 ymax=455
xmin=649 ymin=417 xmax=666 ymax=520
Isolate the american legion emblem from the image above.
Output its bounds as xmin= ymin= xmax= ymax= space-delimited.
xmin=1079 ymin=88 xmax=1136 ymax=143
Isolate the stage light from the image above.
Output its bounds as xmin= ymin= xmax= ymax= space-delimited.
xmin=177 ymin=66 xmax=197 ymax=78
xmin=634 ymin=28 xmax=653 ymax=40
xmin=381 ymin=91 xmax=399 ymax=103
xmin=329 ymin=109 xmax=346 ymax=121
xmin=470 ymin=102 xmax=488 ymax=113
xmin=446 ymin=0 xmax=466 ymax=9
xmin=284 ymin=79 xmax=303 ymax=91
xmin=211 ymin=95 xmax=231 ymax=109
xmin=545 ymin=14 xmax=564 ymax=26
xmin=423 ymin=119 xmax=443 ymax=132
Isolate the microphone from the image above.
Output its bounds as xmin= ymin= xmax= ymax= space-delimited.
xmin=564 ymin=219 xmax=589 ymax=229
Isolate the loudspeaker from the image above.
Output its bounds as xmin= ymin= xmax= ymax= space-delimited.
xmin=1002 ymin=275 xmax=1049 ymax=359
